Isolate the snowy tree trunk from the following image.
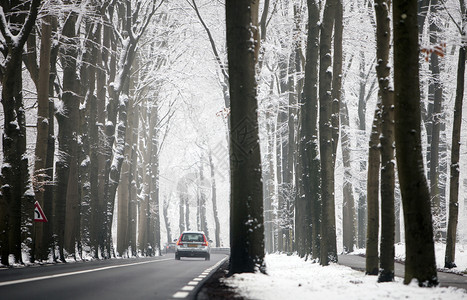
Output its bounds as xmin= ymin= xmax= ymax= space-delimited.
xmin=0 ymin=0 xmax=40 ymax=266
xmin=341 ymin=101 xmax=356 ymax=254
xmin=227 ymin=0 xmax=265 ymax=274
xmin=178 ymin=183 xmax=186 ymax=235
xmin=149 ymin=103 xmax=161 ymax=256
xmin=208 ymin=149 xmax=221 ymax=247
xmin=445 ymin=3 xmax=466 ymax=268
xmin=264 ymin=103 xmax=275 ymax=254
xmin=366 ymin=101 xmax=382 ymax=275
xmin=297 ymin=0 xmax=320 ymax=259
xmin=138 ymin=101 xmax=152 ymax=255
xmin=128 ymin=102 xmax=139 ymax=256
xmin=199 ymin=163 xmax=208 ymax=238
xmin=32 ymin=14 xmax=56 ymax=262
xmin=91 ymin=11 xmax=111 ymax=259
xmin=393 ymin=0 xmax=438 ymax=285
xmin=427 ymin=0 xmax=445 ymax=241
xmin=375 ymin=0 xmax=395 ymax=282
xmin=117 ymin=94 xmax=135 ymax=257
xmin=54 ymin=11 xmax=80 ymax=261
xmin=163 ymin=196 xmax=172 ymax=244
xmin=319 ymin=0 xmax=339 ymax=266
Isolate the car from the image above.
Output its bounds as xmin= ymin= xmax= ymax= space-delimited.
xmin=175 ymin=231 xmax=211 ymax=261
xmin=163 ymin=242 xmax=176 ymax=254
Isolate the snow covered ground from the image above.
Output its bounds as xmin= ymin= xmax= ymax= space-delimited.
xmin=224 ymin=244 xmax=467 ymax=300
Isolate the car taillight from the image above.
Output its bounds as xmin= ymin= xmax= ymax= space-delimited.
xmin=202 ymin=235 xmax=208 ymax=246
xmin=176 ymin=235 xmax=183 ymax=246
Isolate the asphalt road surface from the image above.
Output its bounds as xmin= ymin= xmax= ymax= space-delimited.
xmin=0 ymin=253 xmax=228 ymax=300
xmin=339 ymin=254 xmax=467 ymax=290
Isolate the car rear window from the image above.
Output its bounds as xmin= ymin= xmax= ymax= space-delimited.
xmin=181 ymin=233 xmax=204 ymax=242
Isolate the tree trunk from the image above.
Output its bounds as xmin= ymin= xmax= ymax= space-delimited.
xmin=226 ymin=0 xmax=265 ymax=274
xmin=208 ymin=149 xmax=221 ymax=247
xmin=150 ymin=103 xmax=161 ymax=256
xmin=40 ymin=41 xmax=59 ymax=263
xmin=178 ymin=183 xmax=186 ymax=235
xmin=331 ymin=0 xmax=342 ymax=161
xmin=264 ymin=102 xmax=275 ymax=254
xmin=286 ymin=53 xmax=297 ymax=254
xmin=365 ymin=101 xmax=382 ymax=275
xmin=0 ymin=0 xmax=40 ymax=266
xmin=199 ymin=163 xmax=208 ymax=237
xmin=319 ymin=0 xmax=338 ymax=266
xmin=445 ymin=6 xmax=466 ymax=268
xmin=128 ymin=103 xmax=139 ymax=256
xmin=426 ymin=0 xmax=445 ymax=241
xmin=138 ymin=100 xmax=153 ymax=255
xmin=33 ymin=14 xmax=54 ymax=262
xmin=163 ymin=196 xmax=172 ymax=244
xmin=375 ymin=0 xmax=395 ymax=283
xmin=91 ymin=7 xmax=113 ymax=258
xmin=393 ymin=0 xmax=438 ymax=286
xmin=54 ymin=11 xmax=80 ymax=262
xmin=341 ymin=101 xmax=356 ymax=254
xmin=297 ymin=0 xmax=320 ymax=260
xmin=117 ymin=95 xmax=135 ymax=257
xmin=357 ymin=51 xmax=368 ymax=249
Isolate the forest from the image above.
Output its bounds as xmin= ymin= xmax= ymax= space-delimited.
xmin=0 ymin=0 xmax=466 ymax=287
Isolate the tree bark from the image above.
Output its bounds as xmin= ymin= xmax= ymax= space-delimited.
xmin=297 ymin=0 xmax=320 ymax=260
xmin=365 ymin=101 xmax=382 ymax=275
xmin=32 ymin=14 xmax=55 ymax=262
xmin=427 ymin=0 xmax=445 ymax=241
xmin=226 ymin=0 xmax=265 ymax=274
xmin=445 ymin=2 xmax=466 ymax=268
xmin=208 ymin=149 xmax=221 ymax=247
xmin=319 ymin=0 xmax=338 ymax=266
xmin=374 ymin=0 xmax=395 ymax=283
xmin=357 ymin=51 xmax=368 ymax=249
xmin=0 ymin=0 xmax=40 ymax=265
xmin=55 ymin=10 xmax=80 ymax=261
xmin=341 ymin=101 xmax=356 ymax=254
xmin=393 ymin=0 xmax=438 ymax=286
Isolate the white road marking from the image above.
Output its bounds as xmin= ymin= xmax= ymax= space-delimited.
xmin=171 ymin=256 xmax=229 ymax=299
xmin=172 ymin=291 xmax=189 ymax=298
xmin=0 ymin=258 xmax=173 ymax=287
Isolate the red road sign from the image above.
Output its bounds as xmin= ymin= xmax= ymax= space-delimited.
xmin=34 ymin=201 xmax=48 ymax=222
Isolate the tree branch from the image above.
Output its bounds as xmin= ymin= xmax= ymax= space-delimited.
xmin=189 ymin=0 xmax=228 ymax=83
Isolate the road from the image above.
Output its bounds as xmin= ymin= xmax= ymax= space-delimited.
xmin=0 ymin=253 xmax=228 ymax=300
xmin=338 ymin=254 xmax=467 ymax=289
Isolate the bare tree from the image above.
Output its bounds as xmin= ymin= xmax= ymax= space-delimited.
xmin=31 ymin=12 xmax=57 ymax=262
xmin=0 ymin=0 xmax=41 ymax=266
xmin=226 ymin=0 xmax=265 ymax=274
xmin=375 ymin=0 xmax=395 ymax=283
xmin=445 ymin=0 xmax=466 ymax=269
xmin=393 ymin=0 xmax=438 ymax=286
xmin=319 ymin=0 xmax=339 ymax=266
xmin=365 ymin=101 xmax=382 ymax=275
xmin=297 ymin=0 xmax=320 ymax=260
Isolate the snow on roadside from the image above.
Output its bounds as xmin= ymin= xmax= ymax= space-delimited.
xmin=224 ymin=254 xmax=467 ymax=300
xmin=352 ymin=243 xmax=467 ymax=273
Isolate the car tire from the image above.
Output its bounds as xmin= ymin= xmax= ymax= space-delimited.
xmin=205 ymin=254 xmax=210 ymax=261
xmin=175 ymin=254 xmax=180 ymax=260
